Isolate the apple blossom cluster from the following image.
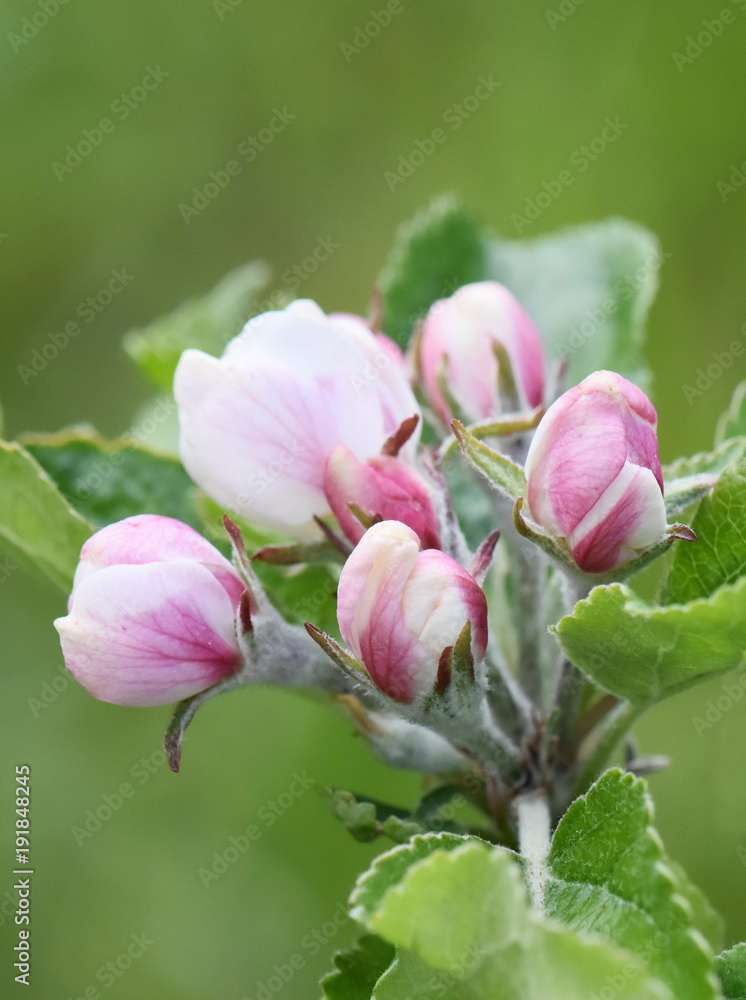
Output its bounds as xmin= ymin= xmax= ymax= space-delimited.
xmin=55 ymin=281 xmax=689 ymax=783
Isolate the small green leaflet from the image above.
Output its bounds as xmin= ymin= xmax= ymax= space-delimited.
xmin=665 ymin=459 xmax=746 ymax=604
xmin=0 ymin=440 xmax=94 ymax=591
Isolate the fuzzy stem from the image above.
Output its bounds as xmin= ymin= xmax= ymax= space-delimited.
xmin=516 ymin=791 xmax=551 ymax=914
xmin=571 ymin=700 xmax=645 ymax=799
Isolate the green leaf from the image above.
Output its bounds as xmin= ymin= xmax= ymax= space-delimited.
xmin=666 ymin=460 xmax=746 ymax=604
xmin=716 ymin=380 xmax=746 ymax=444
xmin=487 ymin=217 xmax=661 ymax=388
xmin=123 ymin=260 xmax=271 ymax=390
xmin=350 ymin=833 xmax=477 ymax=926
xmin=320 ymin=935 xmax=396 ymax=1000
xmin=255 ymin=560 xmax=341 ymax=637
xmin=23 ymin=429 xmax=204 ymax=531
xmin=667 ymin=860 xmax=724 ymax=954
xmin=377 ymin=196 xmax=485 ymax=346
xmin=364 ymin=841 xmax=675 ymax=999
xmin=545 ymin=770 xmax=719 ymax=1000
xmin=452 ymin=420 xmax=527 ymax=500
xmin=553 ymin=577 xmax=746 ymax=706
xmin=716 ymin=944 xmax=746 ymax=999
xmin=663 ymin=438 xmax=746 ymax=518
xmin=0 ymin=440 xmax=94 ymax=590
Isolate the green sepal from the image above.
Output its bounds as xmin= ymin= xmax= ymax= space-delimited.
xmin=452 ymin=420 xmax=527 ymax=500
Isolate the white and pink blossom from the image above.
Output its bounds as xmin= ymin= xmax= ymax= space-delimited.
xmin=174 ymin=300 xmax=420 ymax=535
xmin=419 ymin=280 xmax=545 ymax=424
xmin=525 ymin=370 xmax=666 ymax=573
xmin=337 ymin=521 xmax=488 ymax=703
xmin=323 ymin=445 xmax=440 ymax=549
xmin=55 ymin=515 xmax=245 ymax=706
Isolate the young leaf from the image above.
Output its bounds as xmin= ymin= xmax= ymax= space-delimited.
xmin=0 ymin=440 xmax=93 ymax=590
xmin=349 ymin=832 xmax=477 ymax=926
xmin=365 ymin=841 xmax=675 ymax=999
xmin=23 ymin=429 xmax=204 ymax=531
xmin=487 ymin=218 xmax=661 ymax=388
xmin=320 ymin=935 xmax=396 ymax=1000
xmin=545 ymin=769 xmax=720 ymax=1000
xmin=377 ymin=195 xmax=485 ymax=346
xmin=553 ymin=577 xmax=746 ymax=706
xmin=665 ymin=460 xmax=746 ymax=604
xmin=716 ymin=380 xmax=746 ymax=444
xmin=663 ymin=438 xmax=746 ymax=517
xmin=321 ymin=788 xmax=423 ymax=844
xmin=123 ymin=260 xmax=271 ymax=390
xmin=666 ymin=860 xmax=724 ymax=954
xmin=716 ymin=944 xmax=746 ymax=1000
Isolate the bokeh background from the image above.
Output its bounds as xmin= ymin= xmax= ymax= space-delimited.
xmin=2 ymin=1 xmax=746 ymax=996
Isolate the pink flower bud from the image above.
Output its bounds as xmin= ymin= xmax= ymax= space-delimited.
xmin=419 ymin=281 xmax=545 ymax=423
xmin=55 ymin=515 xmax=245 ymax=706
xmin=525 ymin=371 xmax=667 ymax=573
xmin=337 ymin=521 xmax=488 ymax=703
xmin=323 ymin=445 xmax=441 ymax=549
xmin=174 ymin=300 xmax=420 ymax=535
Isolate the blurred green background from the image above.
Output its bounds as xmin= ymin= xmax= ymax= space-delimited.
xmin=2 ymin=0 xmax=746 ymax=996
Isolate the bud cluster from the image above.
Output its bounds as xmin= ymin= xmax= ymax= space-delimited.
xmin=55 ymin=280 xmax=692 ymax=806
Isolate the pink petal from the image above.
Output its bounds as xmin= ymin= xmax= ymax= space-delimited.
xmin=56 ymin=562 xmax=240 ymax=706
